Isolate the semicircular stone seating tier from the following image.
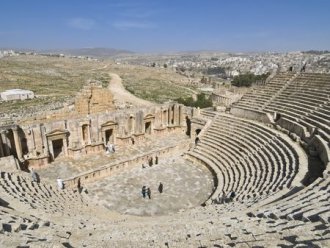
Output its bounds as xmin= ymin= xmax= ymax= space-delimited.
xmin=248 ymin=174 xmax=330 ymax=224
xmin=231 ymin=72 xmax=330 ymax=143
xmin=187 ymin=114 xmax=308 ymax=204
xmin=0 ymin=171 xmax=89 ymax=216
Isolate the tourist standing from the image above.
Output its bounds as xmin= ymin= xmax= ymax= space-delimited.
xmin=57 ymin=178 xmax=64 ymax=190
xmin=77 ymin=178 xmax=82 ymax=193
xmin=30 ymin=168 xmax=38 ymax=182
xmin=147 ymin=187 xmax=151 ymax=199
xmin=158 ymin=182 xmax=163 ymax=193
xmin=142 ymin=186 xmax=146 ymax=198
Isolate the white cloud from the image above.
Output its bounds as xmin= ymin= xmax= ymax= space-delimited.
xmin=113 ymin=21 xmax=157 ymax=30
xmin=68 ymin=18 xmax=95 ymax=30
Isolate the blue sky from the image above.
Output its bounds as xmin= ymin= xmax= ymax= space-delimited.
xmin=0 ymin=0 xmax=329 ymax=52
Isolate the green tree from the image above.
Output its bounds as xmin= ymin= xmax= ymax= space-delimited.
xmin=231 ymin=73 xmax=269 ymax=87
xmin=176 ymin=93 xmax=212 ymax=108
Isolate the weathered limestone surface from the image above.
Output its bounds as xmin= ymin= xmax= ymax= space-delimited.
xmin=75 ymin=80 xmax=114 ymax=115
xmin=0 ymin=102 xmax=189 ymax=168
xmin=0 ymin=72 xmax=329 ymax=247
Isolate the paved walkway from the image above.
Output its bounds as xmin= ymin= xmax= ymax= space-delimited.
xmin=86 ymin=155 xmax=214 ymax=216
xmin=36 ymin=132 xmax=190 ymax=182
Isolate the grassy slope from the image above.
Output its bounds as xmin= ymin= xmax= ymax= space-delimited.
xmin=0 ymin=55 xmax=194 ymax=114
xmin=111 ymin=64 xmax=194 ymax=103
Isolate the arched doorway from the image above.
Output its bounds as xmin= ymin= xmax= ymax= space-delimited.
xmin=46 ymin=129 xmax=70 ymax=161
xmin=101 ymin=121 xmax=117 ymax=146
xmin=144 ymin=114 xmax=155 ymax=135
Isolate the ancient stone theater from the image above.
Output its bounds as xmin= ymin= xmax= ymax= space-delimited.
xmin=0 ymin=71 xmax=330 ymax=247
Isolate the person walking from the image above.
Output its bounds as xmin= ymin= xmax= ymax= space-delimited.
xmin=142 ymin=186 xmax=146 ymax=198
xmin=30 ymin=168 xmax=38 ymax=182
xmin=158 ymin=182 xmax=163 ymax=194
xmin=147 ymin=187 xmax=151 ymax=199
xmin=77 ymin=178 xmax=82 ymax=193
xmin=57 ymin=178 xmax=64 ymax=190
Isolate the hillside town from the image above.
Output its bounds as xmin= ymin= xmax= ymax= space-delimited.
xmin=115 ymin=51 xmax=330 ymax=77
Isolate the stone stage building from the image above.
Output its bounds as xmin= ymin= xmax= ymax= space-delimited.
xmin=0 ymin=103 xmax=190 ymax=169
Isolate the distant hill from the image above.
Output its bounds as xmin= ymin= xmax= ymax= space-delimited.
xmin=41 ymin=47 xmax=135 ymax=58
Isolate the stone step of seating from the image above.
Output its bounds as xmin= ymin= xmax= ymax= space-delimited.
xmin=237 ymin=97 xmax=268 ymax=107
xmin=302 ymin=115 xmax=330 ymax=135
xmin=211 ymin=117 xmax=300 ymax=183
xmin=192 ymin=146 xmax=234 ymax=193
xmin=186 ymin=150 xmax=226 ymax=198
xmin=266 ymin=107 xmax=304 ymax=123
xmin=311 ymin=109 xmax=330 ymax=122
xmin=269 ymin=97 xmax=320 ymax=113
xmin=282 ymin=92 xmax=329 ymax=104
xmin=213 ymin=117 xmax=297 ymax=163
xmin=193 ymin=113 xmax=304 ymax=203
xmin=301 ymin=203 xmax=330 ymax=222
xmin=250 ymin=177 xmax=330 ymax=223
xmin=200 ymin=108 xmax=217 ymax=119
xmin=318 ymin=211 xmax=330 ymax=224
xmin=284 ymin=88 xmax=330 ymax=97
xmin=204 ymin=130 xmax=274 ymax=196
xmin=0 ymin=170 xmax=90 ymax=217
xmin=197 ymin=140 xmax=249 ymax=195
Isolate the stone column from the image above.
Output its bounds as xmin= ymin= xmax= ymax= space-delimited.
xmin=168 ymin=108 xmax=171 ymax=125
xmin=63 ymin=137 xmax=68 ymax=156
xmin=1 ymin=131 xmax=10 ymax=156
xmin=102 ymin=130 xmax=107 ymax=146
xmin=0 ymin=134 xmax=4 ymax=157
xmin=12 ymin=127 xmax=23 ymax=160
xmin=136 ymin=111 xmax=144 ymax=134
xmin=113 ymin=127 xmax=117 ymax=144
xmin=48 ymin=139 xmax=54 ymax=160
xmin=180 ymin=105 xmax=185 ymax=126
xmin=80 ymin=126 xmax=84 ymax=146
xmin=165 ymin=110 xmax=168 ymax=126
xmin=87 ymin=125 xmax=91 ymax=144
xmin=128 ymin=117 xmax=135 ymax=135
xmin=150 ymin=120 xmax=154 ymax=134
xmin=174 ymin=104 xmax=180 ymax=126
xmin=160 ymin=109 xmax=164 ymax=127
xmin=31 ymin=128 xmax=36 ymax=150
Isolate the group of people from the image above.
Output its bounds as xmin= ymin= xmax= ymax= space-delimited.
xmin=141 ymin=186 xmax=151 ymax=199
xmin=30 ymin=168 xmax=65 ymax=190
xmin=141 ymin=182 xmax=163 ymax=199
xmin=142 ymin=155 xmax=159 ymax=169
xmin=213 ymin=191 xmax=236 ymax=204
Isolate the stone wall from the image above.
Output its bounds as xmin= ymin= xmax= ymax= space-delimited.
xmin=75 ymin=81 xmax=114 ymax=115
xmin=230 ymin=107 xmax=271 ymax=123
xmin=0 ymin=103 xmax=190 ymax=168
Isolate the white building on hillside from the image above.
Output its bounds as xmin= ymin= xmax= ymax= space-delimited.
xmin=1 ymin=89 xmax=35 ymax=101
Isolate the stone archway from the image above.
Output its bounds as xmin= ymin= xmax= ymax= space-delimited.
xmin=0 ymin=126 xmax=23 ymax=160
xmin=144 ymin=114 xmax=155 ymax=135
xmin=101 ymin=121 xmax=118 ymax=146
xmin=46 ymin=129 xmax=69 ymax=161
